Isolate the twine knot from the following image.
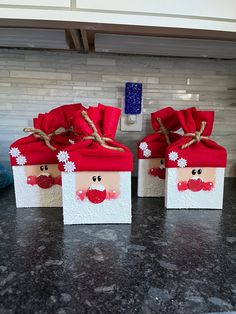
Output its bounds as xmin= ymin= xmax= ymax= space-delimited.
xmin=23 ymin=127 xmax=56 ymax=151
xmin=92 ymin=132 xmax=105 ymax=145
xmin=156 ymin=117 xmax=171 ymax=145
xmin=181 ymin=121 xmax=209 ymax=149
xmin=23 ymin=126 xmax=73 ymax=151
xmin=195 ymin=131 xmax=201 ymax=142
xmin=81 ymin=110 xmax=124 ymax=152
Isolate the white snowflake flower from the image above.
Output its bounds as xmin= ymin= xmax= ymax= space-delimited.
xmin=57 ymin=151 xmax=69 ymax=163
xmin=139 ymin=142 xmax=148 ymax=151
xmin=177 ymin=158 xmax=187 ymax=168
xmin=16 ymin=155 xmax=27 ymax=166
xmin=143 ymin=148 xmax=151 ymax=158
xmin=9 ymin=147 xmax=20 ymax=157
xmin=168 ymin=151 xmax=178 ymax=161
xmin=64 ymin=161 xmax=76 ymax=173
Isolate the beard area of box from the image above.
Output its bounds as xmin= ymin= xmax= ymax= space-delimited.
xmin=9 ymin=104 xmax=227 ymax=224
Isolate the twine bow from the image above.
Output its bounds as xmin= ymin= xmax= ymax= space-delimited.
xmin=23 ymin=127 xmax=73 ymax=151
xmin=156 ymin=117 xmax=171 ymax=145
xmin=181 ymin=121 xmax=209 ymax=149
xmin=81 ymin=110 xmax=124 ymax=152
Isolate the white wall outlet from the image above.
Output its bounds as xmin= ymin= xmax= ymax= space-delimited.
xmin=121 ymin=113 xmax=142 ymax=131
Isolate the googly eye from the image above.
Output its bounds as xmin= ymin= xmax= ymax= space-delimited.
xmin=45 ymin=165 xmax=48 ymax=171
xmin=40 ymin=165 xmax=44 ymax=171
xmin=92 ymin=176 xmax=96 ymax=182
xmin=192 ymin=169 xmax=197 ymax=175
xmin=160 ymin=159 xmax=164 ymax=165
xmin=198 ymin=169 xmax=202 ymax=175
xmin=98 ymin=176 xmax=102 ymax=182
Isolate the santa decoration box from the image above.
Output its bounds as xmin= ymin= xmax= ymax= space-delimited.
xmin=165 ymin=107 xmax=227 ymax=209
xmin=137 ymin=107 xmax=181 ymax=197
xmin=57 ymin=104 xmax=133 ymax=225
xmin=9 ymin=103 xmax=83 ymax=208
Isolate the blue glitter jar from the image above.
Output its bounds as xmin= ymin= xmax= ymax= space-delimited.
xmin=124 ymin=82 xmax=142 ymax=115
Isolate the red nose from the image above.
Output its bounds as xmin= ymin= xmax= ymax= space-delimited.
xmin=149 ymin=167 xmax=166 ymax=179
xmin=86 ymin=189 xmax=107 ymax=204
xmin=36 ymin=175 xmax=54 ymax=189
xmin=187 ymin=178 xmax=203 ymax=192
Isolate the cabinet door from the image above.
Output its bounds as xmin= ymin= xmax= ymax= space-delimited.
xmin=0 ymin=0 xmax=70 ymax=8
xmin=76 ymin=0 xmax=236 ymax=20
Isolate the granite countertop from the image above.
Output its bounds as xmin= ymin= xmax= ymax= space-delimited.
xmin=0 ymin=179 xmax=236 ymax=314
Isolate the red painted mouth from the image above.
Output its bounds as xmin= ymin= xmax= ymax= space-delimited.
xmin=36 ymin=175 xmax=54 ymax=189
xmin=149 ymin=167 xmax=166 ymax=179
xmin=86 ymin=186 xmax=107 ymax=204
xmin=76 ymin=188 xmax=119 ymax=202
xmin=178 ymin=180 xmax=214 ymax=192
xmin=27 ymin=174 xmax=61 ymax=189
xmin=187 ymin=178 xmax=203 ymax=192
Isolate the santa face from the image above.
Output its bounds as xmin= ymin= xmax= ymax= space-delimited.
xmin=76 ymin=171 xmax=120 ymax=204
xmin=24 ymin=164 xmax=61 ymax=189
xmin=148 ymin=158 xmax=165 ymax=179
xmin=61 ymin=171 xmax=131 ymax=224
xmin=138 ymin=158 xmax=165 ymax=197
xmin=177 ymin=167 xmax=216 ymax=192
xmin=165 ymin=167 xmax=225 ymax=209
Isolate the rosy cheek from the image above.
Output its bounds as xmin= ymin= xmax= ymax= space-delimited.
xmin=177 ymin=181 xmax=188 ymax=191
xmin=76 ymin=189 xmax=87 ymax=201
xmin=27 ymin=176 xmax=37 ymax=185
xmin=202 ymin=181 xmax=214 ymax=191
xmin=149 ymin=168 xmax=159 ymax=177
xmin=54 ymin=176 xmax=62 ymax=186
xmin=107 ymin=189 xmax=120 ymax=199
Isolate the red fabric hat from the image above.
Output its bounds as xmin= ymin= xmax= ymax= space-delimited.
xmin=10 ymin=103 xmax=83 ymax=166
xmin=138 ymin=107 xmax=181 ymax=159
xmin=58 ymin=104 xmax=133 ymax=172
xmin=165 ymin=107 xmax=227 ymax=168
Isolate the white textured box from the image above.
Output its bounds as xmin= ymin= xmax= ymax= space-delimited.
xmin=62 ymin=171 xmax=132 ymax=224
xmin=138 ymin=159 xmax=165 ymax=197
xmin=165 ymin=167 xmax=225 ymax=209
xmin=12 ymin=166 xmax=62 ymax=208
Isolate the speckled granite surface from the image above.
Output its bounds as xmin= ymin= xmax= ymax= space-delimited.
xmin=0 ymin=179 xmax=235 ymax=314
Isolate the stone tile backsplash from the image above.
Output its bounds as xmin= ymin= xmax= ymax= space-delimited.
xmin=0 ymin=49 xmax=236 ymax=176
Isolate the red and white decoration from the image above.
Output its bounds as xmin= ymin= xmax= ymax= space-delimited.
xmin=139 ymin=142 xmax=152 ymax=158
xmin=165 ymin=107 xmax=227 ymax=209
xmin=10 ymin=147 xmax=27 ymax=166
xmin=9 ymin=103 xmax=83 ymax=208
xmin=58 ymin=104 xmax=133 ymax=225
xmin=137 ymin=107 xmax=181 ymax=197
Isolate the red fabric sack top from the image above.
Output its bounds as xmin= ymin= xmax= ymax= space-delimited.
xmin=10 ymin=103 xmax=83 ymax=166
xmin=138 ymin=107 xmax=182 ymax=159
xmin=165 ymin=107 xmax=227 ymax=168
xmin=49 ymin=103 xmax=84 ymax=130
xmin=57 ymin=104 xmax=133 ymax=172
